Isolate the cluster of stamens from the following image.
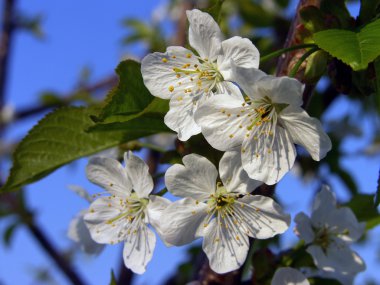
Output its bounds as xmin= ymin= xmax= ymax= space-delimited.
xmin=90 ymin=191 xmax=149 ymax=244
xmin=162 ymin=52 xmax=223 ymax=98
xmin=191 ymin=183 xmax=275 ymax=246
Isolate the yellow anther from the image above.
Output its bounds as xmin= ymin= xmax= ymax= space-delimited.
xmin=90 ymin=209 xmax=94 ymax=213
xmin=171 ymin=55 xmax=176 ymax=59
xmin=191 ymin=211 xmax=196 ymax=215
xmin=236 ymin=235 xmax=240 ymax=240
xmin=227 ymin=113 xmax=231 ymax=117
xmin=239 ymin=125 xmax=243 ymax=128
xmin=176 ymin=74 xmax=181 ymax=78
xmin=186 ymin=53 xmax=192 ymax=58
xmin=229 ymin=134 xmax=234 ymax=138
xmin=236 ymin=114 xmax=240 ymax=117
xmin=162 ymin=58 xmax=168 ymax=63
xmin=204 ymin=223 xmax=208 ymax=228
xmin=177 ymin=96 xmax=183 ymax=101
xmin=169 ymin=86 xmax=174 ymax=92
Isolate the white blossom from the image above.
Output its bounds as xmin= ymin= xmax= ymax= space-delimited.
xmin=141 ymin=9 xmax=260 ymax=141
xmin=294 ymin=185 xmax=366 ymax=284
xmin=83 ymin=152 xmax=170 ymax=274
xmin=271 ymin=267 xmax=310 ymax=285
xmin=160 ymin=152 xmax=290 ymax=274
xmin=195 ymin=64 xmax=331 ymax=184
xmin=67 ymin=185 xmax=104 ymax=255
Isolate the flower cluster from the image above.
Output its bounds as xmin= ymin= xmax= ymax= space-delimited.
xmin=69 ymin=8 xmax=366 ymax=283
xmin=294 ymin=186 xmax=366 ymax=284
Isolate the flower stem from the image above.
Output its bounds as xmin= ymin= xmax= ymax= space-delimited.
xmin=288 ymin=47 xmax=320 ymax=78
xmin=260 ymin=43 xmax=317 ymax=63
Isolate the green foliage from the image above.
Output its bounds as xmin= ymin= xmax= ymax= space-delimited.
xmin=202 ymin=0 xmax=224 ymax=22
xmin=358 ymin=0 xmax=380 ymax=25
xmin=122 ymin=19 xmax=166 ymax=52
xmin=2 ymin=107 xmax=137 ymax=191
xmin=89 ymin=60 xmax=169 ymax=131
xmin=1 ymin=107 xmax=163 ymax=192
xmin=313 ymin=19 xmax=380 ymax=71
xmin=109 ymin=270 xmax=117 ymax=285
xmin=375 ymin=169 xmax=380 ymax=207
xmin=236 ymin=0 xmax=276 ymax=27
xmin=374 ymin=58 xmax=380 ymax=114
xmin=346 ymin=194 xmax=380 ymax=230
xmin=1 ymin=60 xmax=171 ymax=192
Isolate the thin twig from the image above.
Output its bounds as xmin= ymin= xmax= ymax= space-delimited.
xmin=0 ymin=0 xmax=15 ymax=108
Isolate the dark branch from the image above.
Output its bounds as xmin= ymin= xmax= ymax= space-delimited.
xmin=0 ymin=0 xmax=16 ymax=107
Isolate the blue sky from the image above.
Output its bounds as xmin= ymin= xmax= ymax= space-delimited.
xmin=0 ymin=1 xmax=379 ymax=285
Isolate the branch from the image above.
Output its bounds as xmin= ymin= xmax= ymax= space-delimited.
xmin=13 ymin=75 xmax=118 ymax=121
xmin=0 ymin=0 xmax=16 ymax=108
xmin=276 ymin=0 xmax=321 ymax=107
xmin=26 ymin=220 xmax=88 ymax=285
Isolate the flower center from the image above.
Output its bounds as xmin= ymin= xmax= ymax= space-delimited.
xmin=171 ymin=56 xmax=223 ymax=94
xmin=101 ymin=192 xmax=149 ymax=240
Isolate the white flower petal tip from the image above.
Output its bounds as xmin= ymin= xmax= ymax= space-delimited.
xmin=195 ymin=73 xmax=330 ymax=185
xmin=67 ymin=210 xmax=104 ymax=255
xmin=294 ymin=185 xmax=366 ymax=282
xmin=161 ymin=153 xmax=289 ymax=273
xmin=141 ymin=9 xmax=261 ymax=141
xmin=84 ymin=152 xmax=160 ymax=273
xmin=271 ymin=268 xmax=310 ymax=285
xmin=124 ymin=151 xmax=154 ymax=198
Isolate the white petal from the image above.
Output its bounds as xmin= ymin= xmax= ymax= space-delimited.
xmin=294 ymin=212 xmax=315 ymax=244
xmin=160 ymin=197 xmax=209 ymax=246
xmin=124 ymin=151 xmax=153 ymax=198
xmin=84 ymin=197 xmax=127 ymax=244
xmin=146 ymin=195 xmax=172 ymax=245
xmin=307 ymin=242 xmax=365 ymax=275
xmin=165 ymin=154 xmax=218 ymax=200
xmin=194 ymin=94 xmax=250 ymax=151
xmin=230 ymin=62 xmax=268 ymax=96
xmin=281 ymin=107 xmax=331 ymax=161
xmin=86 ymin=157 xmax=131 ymax=197
xmin=219 ymin=151 xmax=262 ymax=194
xmin=123 ymin=224 xmax=156 ymax=274
xmin=271 ymin=267 xmax=310 ymax=285
xmin=141 ymin=46 xmax=199 ymax=99
xmin=186 ymin=9 xmax=222 ymax=60
xmin=164 ymin=92 xmax=202 ymax=141
xmin=310 ymin=186 xmax=336 ymax=227
xmin=218 ymin=36 xmax=260 ymax=81
xmin=216 ymin=81 xmax=245 ymax=100
xmin=252 ymin=76 xmax=304 ymax=107
xmin=241 ymin=125 xmax=296 ymax=185
xmin=324 ymin=207 xmax=365 ymax=243
xmin=68 ymin=210 xmax=104 ymax=255
xmin=68 ymin=185 xmax=93 ymax=203
xmin=202 ymin=217 xmax=249 ymax=274
xmin=235 ymin=195 xmax=290 ymax=239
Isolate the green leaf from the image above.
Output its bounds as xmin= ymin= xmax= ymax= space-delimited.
xmin=108 ymin=270 xmax=117 ymax=285
xmin=374 ymin=58 xmax=380 ymax=114
xmin=313 ymin=19 xmax=380 ymax=71
xmin=89 ymin=60 xmax=169 ymax=132
xmin=375 ymin=168 xmax=380 ymax=207
xmin=346 ymin=194 xmax=380 ymax=230
xmin=1 ymin=107 xmax=164 ymax=192
xmin=3 ymin=222 xmax=20 ymax=247
xmin=93 ymin=60 xmax=156 ymax=122
xmin=202 ymin=0 xmax=224 ymax=22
